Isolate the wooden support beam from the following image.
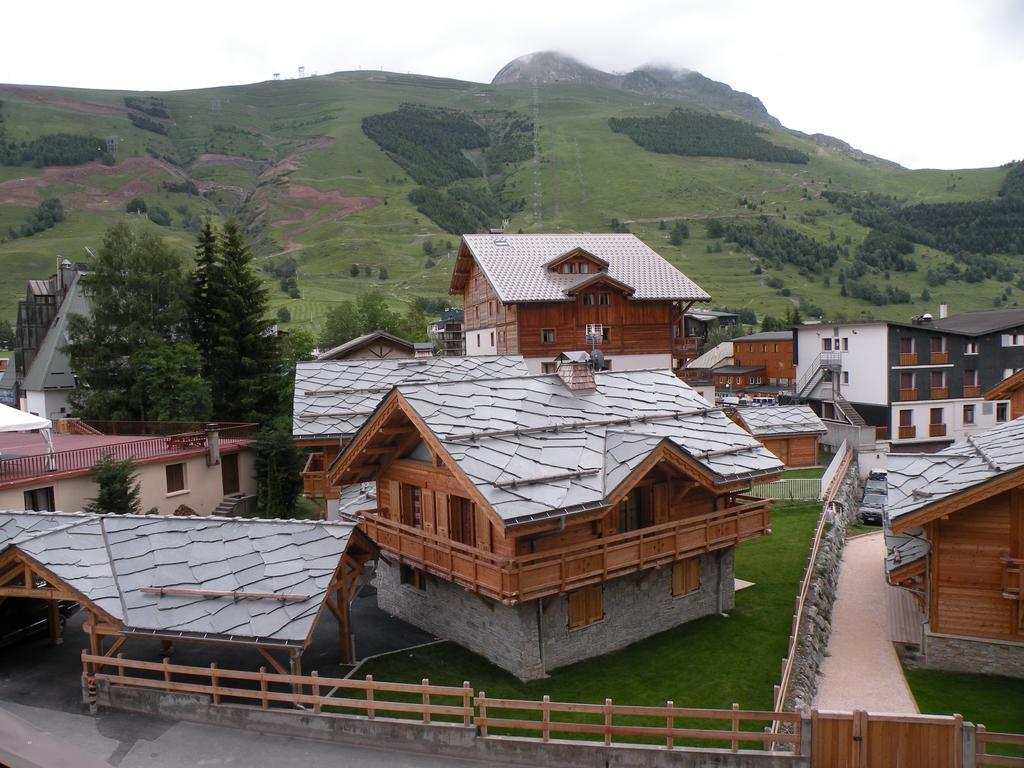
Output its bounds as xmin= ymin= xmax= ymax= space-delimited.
xmin=337 ymin=585 xmax=353 ymax=665
xmin=47 ymin=600 xmax=61 ymax=645
xmin=139 ymin=586 xmax=310 ymax=602
xmin=256 ymin=646 xmax=288 ymax=675
xmin=104 ymin=635 xmax=127 ymax=658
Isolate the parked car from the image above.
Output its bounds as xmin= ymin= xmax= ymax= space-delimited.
xmin=0 ymin=597 xmax=78 ymax=648
xmin=858 ymin=491 xmax=886 ymax=526
xmin=863 ymin=477 xmax=888 ymax=496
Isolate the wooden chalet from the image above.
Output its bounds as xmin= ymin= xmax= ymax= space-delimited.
xmin=328 ymin=354 xmax=783 ymax=680
xmin=885 ymin=418 xmax=1024 ymax=678
xmin=985 ymin=368 xmax=1024 ymax=420
xmin=732 ymin=405 xmax=827 ymax=468
xmin=450 ymin=234 xmax=711 ymax=374
xmin=0 ymin=512 xmax=376 ymax=669
xmin=293 ymin=356 xmax=528 ymax=513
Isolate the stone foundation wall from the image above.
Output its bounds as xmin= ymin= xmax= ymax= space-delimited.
xmin=375 ymin=550 xmax=733 ymax=681
xmin=784 ymin=459 xmax=860 ymax=712
xmin=924 ymin=632 xmax=1024 ymax=679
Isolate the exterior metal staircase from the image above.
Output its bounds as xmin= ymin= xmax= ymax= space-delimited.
xmin=793 ymin=352 xmax=842 ymax=401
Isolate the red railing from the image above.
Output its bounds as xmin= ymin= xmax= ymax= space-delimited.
xmin=0 ymin=424 xmax=256 ymax=486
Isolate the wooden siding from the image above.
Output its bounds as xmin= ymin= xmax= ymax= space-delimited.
xmin=458 ymin=256 xmax=674 ymax=358
xmin=759 ymin=435 xmax=818 ymax=469
xmin=733 ymin=339 xmax=795 ymax=382
xmin=931 ymin=489 xmax=1024 ymax=641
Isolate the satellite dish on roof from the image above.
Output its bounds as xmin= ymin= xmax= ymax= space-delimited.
xmin=590 ymin=349 xmax=606 ymax=371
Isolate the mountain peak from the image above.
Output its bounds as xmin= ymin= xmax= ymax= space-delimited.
xmin=491 ymin=51 xmax=612 ymax=86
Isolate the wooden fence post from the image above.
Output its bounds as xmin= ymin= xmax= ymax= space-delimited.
xmin=311 ymin=671 xmax=320 ymax=714
xmin=210 ymin=662 xmax=219 ymax=705
xmin=731 ymin=703 xmax=739 ymax=752
xmin=116 ymin=653 xmax=125 ymax=680
xmin=542 ymin=695 xmax=550 ymax=742
xmin=479 ymin=692 xmax=487 ymax=737
xmin=422 ymin=678 xmax=430 ymax=724
xmin=162 ymin=657 xmax=171 ymax=690
xmin=462 ymin=682 xmax=471 ymax=727
xmin=604 ymin=698 xmax=613 ymax=746
xmin=666 ymin=700 xmax=674 ymax=750
xmin=259 ymin=667 xmax=268 ymax=710
xmin=366 ymin=675 xmax=375 ymax=719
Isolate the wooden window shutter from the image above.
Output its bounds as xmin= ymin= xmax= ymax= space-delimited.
xmin=568 ymin=585 xmax=603 ymax=629
xmin=673 ymin=558 xmax=701 ymax=597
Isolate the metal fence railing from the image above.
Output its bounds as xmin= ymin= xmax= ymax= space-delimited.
xmin=750 ymin=478 xmax=822 ymax=501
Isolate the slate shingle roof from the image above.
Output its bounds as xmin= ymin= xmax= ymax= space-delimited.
xmin=391 ymin=369 xmax=782 ymax=525
xmin=886 ymin=417 xmax=1024 ymax=522
xmin=0 ymin=512 xmax=363 ymax=645
xmin=293 ymin=356 xmax=529 ymax=441
xmin=736 ymin=405 xmax=828 ymax=437
xmin=461 ymin=234 xmax=710 ymax=303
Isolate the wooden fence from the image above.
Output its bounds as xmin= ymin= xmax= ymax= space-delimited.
xmin=977 ymin=726 xmax=1024 ymax=767
xmin=83 ymin=652 xmax=800 ymax=754
xmin=474 ymin=694 xmax=802 ymax=753
xmin=82 ymin=651 xmax=1024 ymax=764
xmin=82 ymin=653 xmax=473 ymax=725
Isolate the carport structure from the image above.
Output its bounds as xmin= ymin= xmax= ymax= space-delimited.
xmin=0 ymin=512 xmax=377 ymax=674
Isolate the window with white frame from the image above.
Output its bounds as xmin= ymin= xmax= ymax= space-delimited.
xmin=964 ymin=341 xmax=979 ymax=355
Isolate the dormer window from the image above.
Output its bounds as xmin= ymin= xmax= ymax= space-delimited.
xmin=545 ymin=247 xmax=610 ymax=275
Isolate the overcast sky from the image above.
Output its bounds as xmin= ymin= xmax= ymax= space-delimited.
xmin=4 ymin=0 xmax=1021 ymax=169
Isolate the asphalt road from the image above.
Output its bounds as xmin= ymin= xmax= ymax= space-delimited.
xmin=0 ymin=580 xmax=511 ymax=767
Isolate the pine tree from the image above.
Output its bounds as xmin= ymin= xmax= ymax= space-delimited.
xmin=207 ymin=220 xmax=281 ymax=422
xmin=85 ymin=453 xmax=142 ymax=515
xmin=189 ymin=219 xmax=220 ymax=376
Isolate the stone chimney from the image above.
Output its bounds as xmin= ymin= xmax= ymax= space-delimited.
xmin=938 ymin=303 xmax=949 ymax=319
xmin=555 ymin=351 xmax=596 ymax=391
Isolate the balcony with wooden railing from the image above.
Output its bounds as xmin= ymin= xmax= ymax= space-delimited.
xmin=898 ymin=425 xmax=916 ymax=440
xmin=1002 ymin=556 xmax=1022 ymax=600
xmin=899 ymin=388 xmax=918 ymax=401
xmin=673 ymin=336 xmax=703 ymax=359
xmin=930 ymin=351 xmax=949 ymax=365
xmin=301 ymin=452 xmax=331 ymax=499
xmin=930 ymin=387 xmax=949 ymax=400
xmin=899 ymin=352 xmax=918 ymax=366
xmin=929 ymin=423 xmax=947 ymax=438
xmin=964 ymin=385 xmax=981 ymax=398
xmin=361 ymin=498 xmax=772 ymax=604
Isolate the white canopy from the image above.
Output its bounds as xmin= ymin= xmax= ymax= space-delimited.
xmin=0 ymin=403 xmax=51 ymax=433
xmin=0 ymin=403 xmax=54 ymax=464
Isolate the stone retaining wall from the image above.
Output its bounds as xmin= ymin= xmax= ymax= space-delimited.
xmin=924 ymin=632 xmax=1024 ymax=679
xmin=784 ymin=459 xmax=860 ymax=712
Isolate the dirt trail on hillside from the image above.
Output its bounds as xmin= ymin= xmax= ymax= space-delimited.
xmin=0 ymin=86 xmax=127 ymax=116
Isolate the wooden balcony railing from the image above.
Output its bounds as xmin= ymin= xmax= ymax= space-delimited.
xmin=898 ymin=425 xmax=916 ymax=439
xmin=673 ymin=337 xmax=703 ymax=358
xmin=929 ymin=423 xmax=947 ymax=438
xmin=899 ymin=352 xmax=918 ymax=366
xmin=930 ymin=387 xmax=949 ymax=400
xmin=1002 ymin=556 xmax=1023 ymax=600
xmin=930 ymin=351 xmax=948 ymax=365
xmin=899 ymin=388 xmax=918 ymax=401
xmin=964 ymin=385 xmax=981 ymax=398
xmin=301 ymin=452 xmax=331 ymax=498
xmin=361 ymin=499 xmax=772 ymax=604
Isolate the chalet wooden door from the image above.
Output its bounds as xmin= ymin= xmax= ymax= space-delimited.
xmin=221 ymin=453 xmax=239 ymax=495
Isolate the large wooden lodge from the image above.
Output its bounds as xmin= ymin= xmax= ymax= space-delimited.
xmin=885 ymin=417 xmax=1024 ymax=678
xmin=451 ymin=234 xmax=711 ymax=374
xmin=328 ymin=354 xmax=782 ymax=679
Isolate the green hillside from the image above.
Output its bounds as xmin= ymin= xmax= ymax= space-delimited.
xmin=0 ymin=71 xmax=1018 ymax=331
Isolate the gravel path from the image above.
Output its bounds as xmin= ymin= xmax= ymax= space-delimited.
xmin=815 ymin=532 xmax=919 ymax=712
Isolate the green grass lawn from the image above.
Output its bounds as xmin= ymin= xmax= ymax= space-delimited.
xmin=905 ymin=668 xmax=1024 ymax=756
xmin=781 ymin=468 xmax=825 ymax=479
xmin=354 ymin=504 xmax=820 ymax=713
